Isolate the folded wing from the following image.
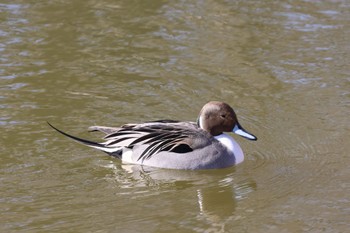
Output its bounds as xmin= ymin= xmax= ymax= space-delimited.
xmin=97 ymin=121 xmax=198 ymax=162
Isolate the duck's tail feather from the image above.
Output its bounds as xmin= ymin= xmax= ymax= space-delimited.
xmin=47 ymin=122 xmax=122 ymax=157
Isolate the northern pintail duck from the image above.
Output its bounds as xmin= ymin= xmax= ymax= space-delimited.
xmin=48 ymin=101 xmax=257 ymax=170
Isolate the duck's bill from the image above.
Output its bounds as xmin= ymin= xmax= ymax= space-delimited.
xmin=233 ymin=123 xmax=257 ymax=141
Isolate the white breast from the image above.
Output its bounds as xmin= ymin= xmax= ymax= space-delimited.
xmin=214 ymin=133 xmax=244 ymax=164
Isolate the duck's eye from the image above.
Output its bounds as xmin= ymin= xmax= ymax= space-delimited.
xmin=220 ymin=114 xmax=226 ymax=118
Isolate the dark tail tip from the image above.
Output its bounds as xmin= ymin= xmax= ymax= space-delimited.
xmin=47 ymin=121 xmax=103 ymax=148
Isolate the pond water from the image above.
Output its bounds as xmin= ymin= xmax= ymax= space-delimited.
xmin=1 ymin=1 xmax=349 ymax=232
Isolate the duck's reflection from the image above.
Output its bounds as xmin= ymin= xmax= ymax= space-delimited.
xmin=103 ymin=161 xmax=256 ymax=224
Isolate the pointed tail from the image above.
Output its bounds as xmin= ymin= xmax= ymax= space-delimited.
xmin=47 ymin=122 xmax=122 ymax=156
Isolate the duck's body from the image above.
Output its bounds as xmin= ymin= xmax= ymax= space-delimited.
xmin=49 ymin=101 xmax=257 ymax=170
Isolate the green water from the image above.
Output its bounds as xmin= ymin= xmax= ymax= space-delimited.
xmin=1 ymin=1 xmax=349 ymax=232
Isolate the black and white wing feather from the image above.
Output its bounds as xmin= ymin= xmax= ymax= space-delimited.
xmin=100 ymin=121 xmax=199 ymax=162
xmin=49 ymin=121 xmax=206 ymax=162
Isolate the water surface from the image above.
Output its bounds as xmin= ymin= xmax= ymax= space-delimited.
xmin=1 ymin=0 xmax=349 ymax=232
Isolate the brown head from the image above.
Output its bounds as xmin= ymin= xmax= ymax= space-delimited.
xmin=197 ymin=101 xmax=257 ymax=140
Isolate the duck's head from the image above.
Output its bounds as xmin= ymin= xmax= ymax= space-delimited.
xmin=197 ymin=101 xmax=257 ymax=140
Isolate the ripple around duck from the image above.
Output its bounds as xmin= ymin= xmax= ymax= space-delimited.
xmin=246 ymin=129 xmax=339 ymax=203
xmin=237 ymin=105 xmax=340 ymax=202
xmin=246 ymin=149 xmax=270 ymax=170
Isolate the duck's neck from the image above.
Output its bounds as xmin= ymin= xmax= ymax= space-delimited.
xmin=214 ymin=133 xmax=244 ymax=164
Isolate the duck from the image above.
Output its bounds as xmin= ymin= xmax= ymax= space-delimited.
xmin=48 ymin=101 xmax=257 ymax=170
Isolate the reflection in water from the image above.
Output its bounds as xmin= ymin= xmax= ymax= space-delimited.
xmin=195 ymin=180 xmax=256 ymax=232
xmin=102 ymin=162 xmax=256 ymax=232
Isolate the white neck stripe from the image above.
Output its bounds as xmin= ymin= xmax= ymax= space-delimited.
xmin=198 ymin=116 xmax=204 ymax=129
